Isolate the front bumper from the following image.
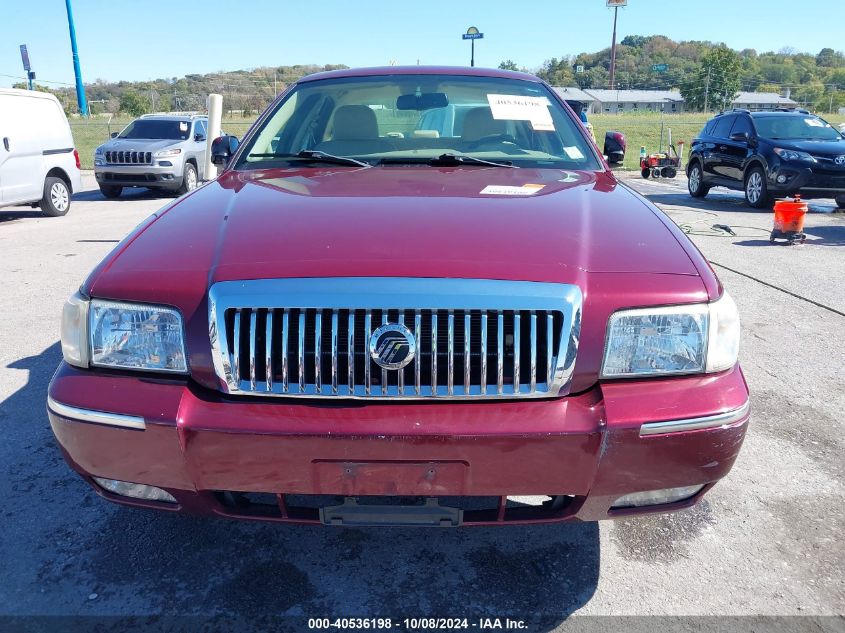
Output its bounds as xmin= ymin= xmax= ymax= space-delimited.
xmin=47 ymin=363 xmax=750 ymax=525
xmin=94 ymin=163 xmax=182 ymax=189
xmin=767 ymin=165 xmax=845 ymax=199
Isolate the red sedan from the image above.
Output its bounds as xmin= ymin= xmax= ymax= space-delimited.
xmin=49 ymin=67 xmax=748 ymax=526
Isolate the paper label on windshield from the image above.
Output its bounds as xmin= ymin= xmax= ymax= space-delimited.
xmin=563 ymin=146 xmax=584 ymax=160
xmin=480 ymin=184 xmax=545 ymax=196
xmin=179 ymin=121 xmax=189 ymax=131
xmin=487 ymin=94 xmax=554 ymax=131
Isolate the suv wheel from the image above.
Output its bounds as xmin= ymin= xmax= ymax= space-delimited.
xmin=687 ymin=161 xmax=708 ymax=198
xmin=40 ymin=177 xmax=71 ymax=217
xmin=178 ymin=163 xmax=198 ymax=195
xmin=744 ymin=166 xmax=772 ymax=209
xmin=99 ymin=185 xmax=122 ymax=199
xmin=835 ymin=194 xmax=845 ymax=209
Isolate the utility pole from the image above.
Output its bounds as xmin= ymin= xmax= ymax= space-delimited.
xmin=64 ymin=0 xmax=88 ymax=117
xmin=703 ymin=67 xmax=711 ymax=113
xmin=608 ymin=4 xmax=619 ymax=90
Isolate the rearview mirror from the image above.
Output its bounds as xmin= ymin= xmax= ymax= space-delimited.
xmin=194 ymin=133 xmax=206 ymax=142
xmin=730 ymin=132 xmax=749 ymax=143
xmin=110 ymin=132 xmax=119 ymax=139
xmin=211 ymin=135 xmax=240 ymax=166
xmin=396 ymin=92 xmax=449 ymax=111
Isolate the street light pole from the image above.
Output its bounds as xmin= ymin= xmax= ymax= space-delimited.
xmin=64 ymin=0 xmax=88 ymax=117
xmin=608 ymin=5 xmax=619 ymax=90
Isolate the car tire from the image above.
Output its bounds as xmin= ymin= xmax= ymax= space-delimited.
xmin=39 ymin=176 xmax=71 ymax=217
xmin=99 ymin=185 xmax=122 ymax=199
xmin=687 ymin=161 xmax=708 ymax=198
xmin=744 ymin=166 xmax=772 ymax=209
xmin=835 ymin=194 xmax=845 ymax=209
xmin=178 ymin=162 xmax=198 ymax=195
xmin=641 ymin=168 xmax=650 ymax=179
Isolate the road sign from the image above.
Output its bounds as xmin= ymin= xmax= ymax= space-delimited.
xmin=651 ymin=63 xmax=668 ymax=73
xmin=575 ymin=65 xmax=585 ymax=74
xmin=606 ymin=0 xmax=627 ymax=6
xmin=20 ymin=45 xmax=31 ymax=71
xmin=462 ymin=32 xmax=484 ymax=40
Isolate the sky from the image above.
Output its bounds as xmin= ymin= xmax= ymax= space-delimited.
xmin=0 ymin=0 xmax=839 ymax=89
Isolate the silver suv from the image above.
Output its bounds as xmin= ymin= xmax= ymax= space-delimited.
xmin=94 ymin=114 xmax=210 ymax=198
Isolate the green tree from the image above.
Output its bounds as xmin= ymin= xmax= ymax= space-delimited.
xmin=681 ymin=46 xmax=742 ymax=112
xmin=498 ymin=60 xmax=519 ymax=71
xmin=119 ymin=90 xmax=150 ymax=117
xmin=816 ymin=47 xmax=845 ymax=68
xmin=535 ymin=58 xmax=575 ymax=86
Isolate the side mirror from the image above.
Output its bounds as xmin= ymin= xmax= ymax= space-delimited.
xmin=194 ymin=133 xmax=206 ymax=142
xmin=730 ymin=132 xmax=749 ymax=143
xmin=110 ymin=132 xmax=119 ymax=139
xmin=211 ymin=135 xmax=240 ymax=166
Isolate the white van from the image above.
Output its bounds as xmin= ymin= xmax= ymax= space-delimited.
xmin=0 ymin=88 xmax=83 ymax=216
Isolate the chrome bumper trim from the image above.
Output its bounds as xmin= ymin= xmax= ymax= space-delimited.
xmin=47 ymin=396 xmax=146 ymax=430
xmin=640 ymin=400 xmax=750 ymax=436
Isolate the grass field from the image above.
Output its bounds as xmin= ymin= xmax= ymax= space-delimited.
xmin=70 ymin=112 xmax=845 ymax=172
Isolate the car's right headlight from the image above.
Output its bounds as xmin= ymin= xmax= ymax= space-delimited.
xmin=773 ymin=148 xmax=816 ymax=163
xmin=601 ymin=292 xmax=740 ymax=378
xmin=60 ymin=293 xmax=187 ymax=373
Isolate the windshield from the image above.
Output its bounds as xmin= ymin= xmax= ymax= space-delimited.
xmin=235 ymin=74 xmax=601 ymax=170
xmin=754 ymin=115 xmax=842 ymax=141
xmin=119 ymin=119 xmax=193 ymax=140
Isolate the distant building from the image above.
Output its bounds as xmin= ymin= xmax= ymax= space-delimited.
xmin=729 ymin=92 xmax=798 ymax=111
xmin=556 ymin=88 xmax=800 ymax=114
xmin=583 ymin=89 xmax=685 ymax=114
xmin=551 ymin=87 xmax=595 ymax=113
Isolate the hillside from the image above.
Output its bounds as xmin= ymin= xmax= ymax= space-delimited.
xmin=17 ymin=36 xmax=845 ymax=115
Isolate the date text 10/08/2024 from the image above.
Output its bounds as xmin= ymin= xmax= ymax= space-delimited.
xmin=307 ymin=618 xmax=528 ymax=630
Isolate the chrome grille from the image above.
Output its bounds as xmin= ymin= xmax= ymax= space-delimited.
xmin=104 ymin=150 xmax=152 ymax=165
xmin=209 ymin=278 xmax=582 ymax=400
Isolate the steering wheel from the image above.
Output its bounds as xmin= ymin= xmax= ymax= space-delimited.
xmin=464 ymin=133 xmax=518 ymax=150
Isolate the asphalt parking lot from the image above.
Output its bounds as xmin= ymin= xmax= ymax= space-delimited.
xmin=0 ymin=172 xmax=843 ymax=631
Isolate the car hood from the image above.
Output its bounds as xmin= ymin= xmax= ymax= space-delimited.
xmin=86 ymin=166 xmax=710 ymax=391
xmin=97 ymin=138 xmax=182 ymax=152
xmin=770 ymin=138 xmax=845 ymax=157
xmin=91 ymin=166 xmax=699 ymax=287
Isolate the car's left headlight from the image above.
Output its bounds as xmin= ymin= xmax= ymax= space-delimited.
xmin=601 ymin=292 xmax=740 ymax=378
xmin=154 ymin=148 xmax=182 ymax=158
xmin=60 ymin=294 xmax=187 ymax=373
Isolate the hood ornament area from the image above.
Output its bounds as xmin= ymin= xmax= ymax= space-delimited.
xmin=369 ymin=323 xmax=416 ymax=370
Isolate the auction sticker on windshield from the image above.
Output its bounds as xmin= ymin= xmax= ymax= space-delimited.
xmin=486 ymin=94 xmax=554 ymax=131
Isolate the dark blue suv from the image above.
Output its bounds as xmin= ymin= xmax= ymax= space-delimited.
xmin=687 ymin=109 xmax=845 ymax=208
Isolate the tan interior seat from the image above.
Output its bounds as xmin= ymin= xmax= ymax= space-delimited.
xmin=461 ymin=107 xmax=507 ymax=142
xmin=314 ymin=105 xmax=394 ymax=155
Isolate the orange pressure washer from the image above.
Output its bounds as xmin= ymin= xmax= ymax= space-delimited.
xmin=640 ymin=144 xmax=681 ymax=179
xmin=770 ymin=195 xmax=808 ymax=244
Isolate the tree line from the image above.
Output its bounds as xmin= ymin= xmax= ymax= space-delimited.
xmin=500 ymin=36 xmax=845 ymax=112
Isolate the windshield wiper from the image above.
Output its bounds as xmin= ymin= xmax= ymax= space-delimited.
xmin=430 ymin=153 xmax=516 ymax=168
xmin=379 ymin=153 xmax=516 ymax=168
xmin=248 ymin=150 xmax=371 ymax=168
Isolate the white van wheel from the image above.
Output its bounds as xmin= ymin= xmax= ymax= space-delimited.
xmin=40 ymin=177 xmax=71 ymax=217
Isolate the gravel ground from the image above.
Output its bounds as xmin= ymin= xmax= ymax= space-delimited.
xmin=0 ymin=172 xmax=842 ymax=632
